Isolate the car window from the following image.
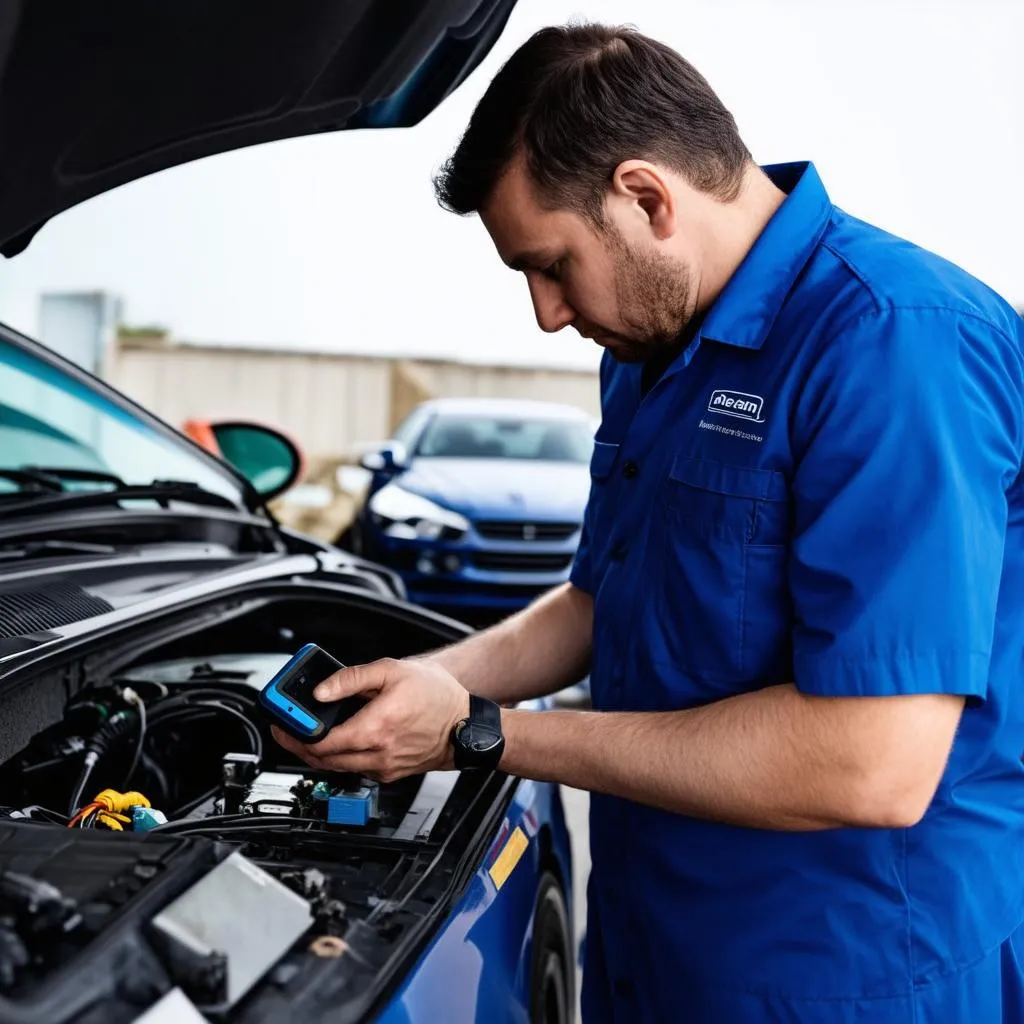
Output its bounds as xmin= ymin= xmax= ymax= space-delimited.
xmin=391 ymin=407 xmax=432 ymax=451
xmin=415 ymin=415 xmax=593 ymax=462
xmin=0 ymin=338 xmax=241 ymax=501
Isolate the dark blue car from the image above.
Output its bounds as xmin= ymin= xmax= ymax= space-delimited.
xmin=349 ymin=398 xmax=596 ymax=622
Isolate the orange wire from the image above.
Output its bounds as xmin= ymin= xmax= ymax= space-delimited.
xmin=68 ymin=803 xmax=100 ymax=828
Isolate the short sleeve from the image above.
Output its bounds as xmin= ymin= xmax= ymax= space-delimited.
xmin=570 ymin=519 xmax=593 ymax=595
xmin=570 ymin=351 xmax=615 ymax=598
xmin=790 ymin=308 xmax=1022 ymax=701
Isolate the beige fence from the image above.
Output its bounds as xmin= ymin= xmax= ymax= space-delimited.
xmin=110 ymin=336 xmax=600 ymax=458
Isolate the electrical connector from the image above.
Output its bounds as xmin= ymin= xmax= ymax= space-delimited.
xmin=326 ymin=783 xmax=379 ymax=826
xmin=132 ymin=806 xmax=168 ymax=832
xmin=68 ymin=789 xmax=152 ymax=829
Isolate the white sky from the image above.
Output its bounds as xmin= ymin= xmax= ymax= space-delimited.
xmin=0 ymin=0 xmax=1020 ymax=372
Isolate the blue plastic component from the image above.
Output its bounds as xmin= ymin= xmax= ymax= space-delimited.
xmin=327 ymin=786 xmax=378 ymax=826
xmin=132 ymin=806 xmax=168 ymax=832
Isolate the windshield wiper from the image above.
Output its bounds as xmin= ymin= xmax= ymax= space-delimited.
xmin=23 ymin=466 xmax=128 ymax=489
xmin=0 ymin=468 xmax=65 ymax=493
xmin=0 ymin=467 xmax=129 ymax=496
xmin=0 ymin=479 xmax=240 ymax=518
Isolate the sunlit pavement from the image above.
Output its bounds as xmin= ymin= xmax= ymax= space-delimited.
xmin=561 ymin=785 xmax=590 ymax=1023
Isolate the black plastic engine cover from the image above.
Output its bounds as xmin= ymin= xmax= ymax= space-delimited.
xmin=0 ymin=821 xmax=223 ymax=1024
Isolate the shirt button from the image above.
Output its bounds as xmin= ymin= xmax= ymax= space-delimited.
xmin=622 ymin=460 xmax=639 ymax=479
xmin=614 ymin=978 xmax=635 ymax=997
xmin=610 ymin=542 xmax=627 ymax=562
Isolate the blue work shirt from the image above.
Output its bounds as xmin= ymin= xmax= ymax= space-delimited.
xmin=572 ymin=162 xmax=1024 ymax=1022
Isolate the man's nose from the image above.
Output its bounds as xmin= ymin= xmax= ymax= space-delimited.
xmin=527 ymin=275 xmax=574 ymax=334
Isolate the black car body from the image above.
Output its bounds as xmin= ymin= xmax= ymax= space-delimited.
xmin=0 ymin=6 xmax=577 ymax=1024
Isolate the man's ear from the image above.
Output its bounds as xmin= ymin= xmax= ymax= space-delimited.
xmin=609 ymin=160 xmax=676 ymax=240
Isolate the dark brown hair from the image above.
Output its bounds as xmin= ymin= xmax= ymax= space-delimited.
xmin=433 ymin=23 xmax=751 ymax=223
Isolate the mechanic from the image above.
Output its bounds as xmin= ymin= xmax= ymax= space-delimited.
xmin=273 ymin=23 xmax=1024 ymax=1023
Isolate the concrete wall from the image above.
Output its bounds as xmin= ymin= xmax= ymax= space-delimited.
xmin=39 ymin=292 xmax=122 ymax=376
xmin=109 ymin=338 xmax=600 ymax=457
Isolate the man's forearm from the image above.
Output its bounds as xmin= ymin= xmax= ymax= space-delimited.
xmin=423 ymin=583 xmax=592 ymax=705
xmin=499 ymin=683 xmax=963 ymax=831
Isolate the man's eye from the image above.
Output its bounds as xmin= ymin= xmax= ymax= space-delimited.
xmin=541 ymin=261 xmax=563 ymax=281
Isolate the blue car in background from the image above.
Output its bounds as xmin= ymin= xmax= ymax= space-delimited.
xmin=0 ymin=3 xmax=578 ymax=1023
xmin=349 ymin=398 xmax=596 ymax=623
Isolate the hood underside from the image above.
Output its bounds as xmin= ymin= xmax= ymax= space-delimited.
xmin=0 ymin=0 xmax=516 ymax=256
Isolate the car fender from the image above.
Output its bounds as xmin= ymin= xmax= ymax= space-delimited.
xmin=376 ymin=704 xmax=573 ymax=1024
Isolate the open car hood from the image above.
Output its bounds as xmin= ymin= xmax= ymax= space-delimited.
xmin=0 ymin=0 xmax=516 ymax=257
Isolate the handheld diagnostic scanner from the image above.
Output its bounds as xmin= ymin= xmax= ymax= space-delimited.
xmin=259 ymin=644 xmax=364 ymax=742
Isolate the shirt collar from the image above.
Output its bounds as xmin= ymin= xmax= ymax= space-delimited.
xmin=700 ymin=161 xmax=833 ymax=351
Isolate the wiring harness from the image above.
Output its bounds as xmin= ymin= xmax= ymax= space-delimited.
xmin=67 ymin=788 xmax=152 ymax=831
xmin=64 ymin=684 xmax=262 ymax=819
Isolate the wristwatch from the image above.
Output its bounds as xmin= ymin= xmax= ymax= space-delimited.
xmin=450 ymin=694 xmax=505 ymax=770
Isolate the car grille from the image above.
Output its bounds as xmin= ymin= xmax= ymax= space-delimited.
xmin=473 ymin=520 xmax=580 ymax=541
xmin=471 ymin=552 xmax=574 ymax=573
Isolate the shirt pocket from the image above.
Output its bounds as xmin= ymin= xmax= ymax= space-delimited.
xmin=590 ymin=440 xmax=620 ymax=480
xmin=648 ymin=455 xmax=792 ymax=685
xmin=585 ymin=440 xmax=621 ymax=553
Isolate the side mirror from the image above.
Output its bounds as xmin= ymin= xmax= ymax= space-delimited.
xmin=359 ymin=442 xmax=407 ymax=475
xmin=183 ymin=419 xmax=304 ymax=500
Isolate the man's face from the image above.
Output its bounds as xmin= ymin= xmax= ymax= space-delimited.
xmin=480 ymin=159 xmax=698 ymax=363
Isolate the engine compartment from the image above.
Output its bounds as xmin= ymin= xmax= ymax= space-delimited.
xmin=0 ymin=650 xmax=428 ymax=840
xmin=0 ymin=588 xmax=510 ymax=1024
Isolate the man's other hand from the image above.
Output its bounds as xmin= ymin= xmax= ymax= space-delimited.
xmin=270 ymin=658 xmax=470 ymax=782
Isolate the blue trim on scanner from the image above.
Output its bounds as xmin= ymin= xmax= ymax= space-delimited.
xmin=258 ymin=643 xmax=321 ymax=737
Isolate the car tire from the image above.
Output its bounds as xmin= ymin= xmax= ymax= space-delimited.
xmin=529 ymin=871 xmax=573 ymax=1024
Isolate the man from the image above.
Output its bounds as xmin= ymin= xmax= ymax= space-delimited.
xmin=274 ymin=23 xmax=1024 ymax=1022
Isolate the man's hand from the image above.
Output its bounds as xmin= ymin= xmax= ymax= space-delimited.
xmin=270 ymin=658 xmax=470 ymax=783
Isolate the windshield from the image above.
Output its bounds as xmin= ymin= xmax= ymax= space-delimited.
xmin=415 ymin=414 xmax=594 ymax=463
xmin=0 ymin=337 xmax=241 ymax=503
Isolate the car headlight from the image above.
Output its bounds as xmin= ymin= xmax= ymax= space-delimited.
xmin=368 ymin=485 xmax=469 ymax=541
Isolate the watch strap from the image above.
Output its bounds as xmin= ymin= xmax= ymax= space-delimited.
xmin=470 ymin=693 xmax=501 ymax=732
xmin=452 ymin=694 xmax=504 ymax=770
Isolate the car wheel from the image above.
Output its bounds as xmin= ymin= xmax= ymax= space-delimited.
xmin=529 ymin=871 xmax=573 ymax=1024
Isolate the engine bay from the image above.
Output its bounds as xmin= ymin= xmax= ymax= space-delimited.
xmin=0 ymin=651 xmax=423 ymax=839
xmin=0 ymin=591 xmax=510 ymax=1024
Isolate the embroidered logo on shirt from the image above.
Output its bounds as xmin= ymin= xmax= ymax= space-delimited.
xmin=707 ymin=389 xmax=766 ymax=423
